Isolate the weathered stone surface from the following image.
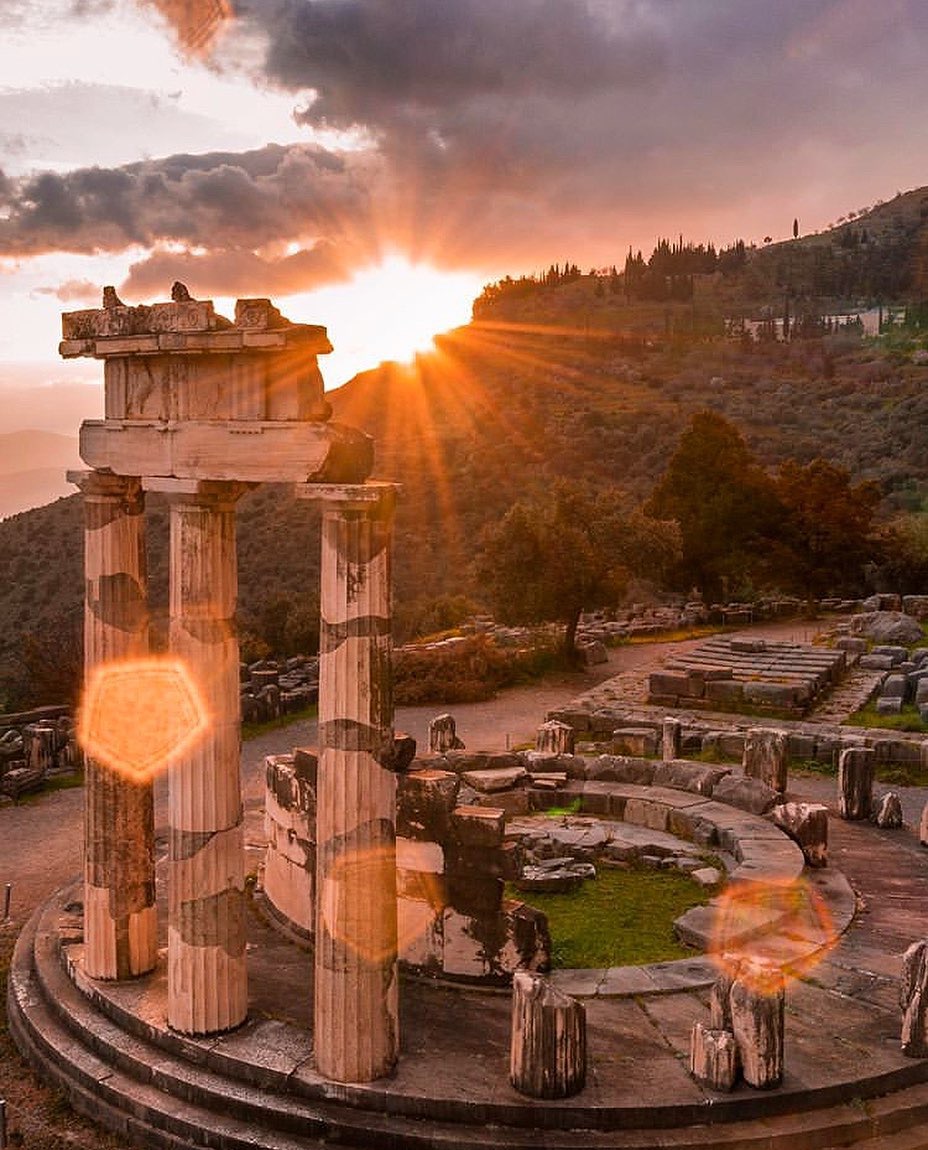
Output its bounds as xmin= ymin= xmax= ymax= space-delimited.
xmin=742 ymin=729 xmax=789 ymax=793
xmin=510 ymin=971 xmax=586 ymax=1099
xmin=690 ymin=866 xmax=723 ymax=889
xmin=901 ymin=939 xmax=928 ymax=1057
xmin=517 ymin=866 xmax=585 ymax=893
xmin=450 ymin=805 xmax=505 ymax=848
xmin=852 ymin=611 xmax=924 ymax=646
xmin=771 ymin=802 xmax=828 ymax=867
xmin=396 ymin=769 xmax=459 ymax=842
xmin=689 ymin=1022 xmax=739 ymax=1091
xmin=612 ymin=727 xmax=659 ymax=757
xmin=729 ymin=963 xmax=785 ymax=1089
xmin=662 ymin=717 xmax=682 ymax=761
xmin=590 ymin=755 xmax=655 ymax=785
xmin=461 ymin=766 xmax=528 ymax=793
xmin=535 ymin=720 xmax=575 ymax=755
xmin=652 ymin=759 xmax=730 ymax=796
xmin=876 ymin=697 xmax=903 ymax=715
xmin=920 ymin=802 xmax=928 ymax=847
xmin=838 ymin=746 xmax=875 ymax=820
xmin=874 ymin=791 xmax=904 ymax=829
xmin=712 ymin=775 xmax=778 ymax=815
xmin=428 ymin=713 xmax=465 ymax=753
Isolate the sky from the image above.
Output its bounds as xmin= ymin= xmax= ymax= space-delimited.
xmin=2 ymin=0 xmax=928 ymax=432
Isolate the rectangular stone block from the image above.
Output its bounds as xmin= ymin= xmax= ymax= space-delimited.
xmin=706 ymin=680 xmax=745 ymax=705
xmin=397 ymin=769 xmax=460 ymax=841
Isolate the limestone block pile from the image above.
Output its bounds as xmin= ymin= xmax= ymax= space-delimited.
xmin=864 ymin=644 xmax=928 ymax=717
xmin=647 ymin=638 xmax=847 ymax=717
xmin=0 ymin=708 xmax=80 ymax=799
xmin=240 ymin=656 xmax=319 ymax=724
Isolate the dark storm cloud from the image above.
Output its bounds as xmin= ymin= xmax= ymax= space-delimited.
xmin=238 ymin=0 xmax=665 ymax=127
xmin=7 ymin=0 xmax=928 ymax=283
xmin=0 ymin=143 xmax=376 ymax=257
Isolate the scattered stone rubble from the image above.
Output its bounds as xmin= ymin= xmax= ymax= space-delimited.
xmin=0 ymin=706 xmax=80 ymax=800
xmin=240 ymin=656 xmax=318 ymax=724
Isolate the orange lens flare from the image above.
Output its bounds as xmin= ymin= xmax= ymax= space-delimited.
xmin=708 ymin=878 xmax=838 ymax=993
xmin=78 ymin=657 xmax=210 ymax=782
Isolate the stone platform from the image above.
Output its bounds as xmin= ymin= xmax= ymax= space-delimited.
xmin=648 ymin=638 xmax=848 ymax=717
xmin=9 ymin=803 xmax=928 ymax=1150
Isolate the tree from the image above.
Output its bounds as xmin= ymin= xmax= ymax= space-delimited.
xmin=773 ymin=460 xmax=881 ymax=598
xmin=646 ymin=412 xmax=783 ymax=601
xmin=475 ymin=483 xmax=680 ymax=661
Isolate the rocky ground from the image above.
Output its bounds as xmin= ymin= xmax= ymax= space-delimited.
xmin=1 ymin=619 xmax=925 ymax=1147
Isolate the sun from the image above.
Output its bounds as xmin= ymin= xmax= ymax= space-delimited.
xmin=283 ymin=255 xmax=485 ymax=387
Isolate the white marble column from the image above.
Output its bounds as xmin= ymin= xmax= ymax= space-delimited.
xmin=313 ymin=484 xmax=398 ymax=1083
xmin=163 ymin=481 xmax=247 ymax=1034
xmin=71 ymin=470 xmax=157 ymax=980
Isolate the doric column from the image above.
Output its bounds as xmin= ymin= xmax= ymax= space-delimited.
xmin=160 ymin=480 xmax=247 ymax=1034
xmin=70 ymin=470 xmax=156 ymax=980
xmin=312 ymin=484 xmax=398 ymax=1083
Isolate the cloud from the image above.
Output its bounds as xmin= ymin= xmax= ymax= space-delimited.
xmin=0 ymin=143 xmax=378 ymax=258
xmin=34 ymin=278 xmax=99 ymax=303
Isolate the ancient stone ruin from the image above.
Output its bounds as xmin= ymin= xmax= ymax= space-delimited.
xmin=63 ymin=287 xmax=398 ymax=1083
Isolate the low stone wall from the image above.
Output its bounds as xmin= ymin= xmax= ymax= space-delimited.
xmin=263 ymin=745 xmax=811 ymax=986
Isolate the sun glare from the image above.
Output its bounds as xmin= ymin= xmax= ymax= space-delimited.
xmin=284 ymin=256 xmax=484 ymax=387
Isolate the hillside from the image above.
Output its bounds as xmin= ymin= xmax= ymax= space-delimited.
xmin=3 ymin=192 xmax=928 ymax=707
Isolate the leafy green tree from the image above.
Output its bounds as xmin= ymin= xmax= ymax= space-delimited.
xmin=646 ymin=412 xmax=783 ymax=601
xmin=774 ymin=460 xmax=881 ymax=597
xmin=475 ymin=483 xmax=680 ymax=660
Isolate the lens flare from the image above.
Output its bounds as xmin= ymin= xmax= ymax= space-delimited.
xmin=708 ymin=878 xmax=838 ymax=993
xmin=78 ymin=656 xmax=209 ymax=782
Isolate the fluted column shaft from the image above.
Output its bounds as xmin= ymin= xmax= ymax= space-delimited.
xmin=314 ymin=486 xmax=398 ymax=1083
xmin=166 ymin=483 xmax=247 ymax=1034
xmin=74 ymin=471 xmax=157 ymax=980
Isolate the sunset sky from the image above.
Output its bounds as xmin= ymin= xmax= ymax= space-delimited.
xmin=3 ymin=0 xmax=928 ymax=432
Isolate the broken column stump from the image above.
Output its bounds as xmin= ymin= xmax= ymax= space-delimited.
xmin=429 ymin=713 xmax=464 ymax=754
xmin=838 ymin=746 xmax=875 ymax=820
xmin=689 ymin=1021 xmax=739 ymax=1091
xmin=901 ymin=939 xmax=928 ymax=1057
xmin=743 ymin=728 xmax=789 ymax=794
xmin=919 ymin=801 xmax=928 ymax=847
xmin=771 ymin=801 xmax=828 ymax=867
xmin=729 ymin=962 xmax=785 ymax=1089
xmin=535 ymin=719 xmax=575 ymax=756
xmin=662 ymin=717 xmax=682 ymax=762
xmin=510 ymin=970 xmax=586 ymax=1099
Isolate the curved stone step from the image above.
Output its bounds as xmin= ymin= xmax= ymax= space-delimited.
xmin=10 ymin=892 xmax=928 ymax=1150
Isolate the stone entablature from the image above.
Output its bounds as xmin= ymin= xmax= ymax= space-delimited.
xmin=64 ymin=289 xmax=371 ymax=484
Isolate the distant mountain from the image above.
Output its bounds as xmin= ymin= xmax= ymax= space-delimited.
xmin=0 ymin=431 xmax=83 ymax=519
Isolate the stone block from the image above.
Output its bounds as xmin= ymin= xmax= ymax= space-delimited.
xmin=860 ymin=654 xmax=896 ymax=670
xmin=450 ymin=805 xmax=505 ymax=848
xmin=442 ymin=909 xmax=488 ymax=978
xmin=771 ymin=802 xmax=828 ymax=867
xmin=652 ymin=760 xmax=731 ymax=796
xmin=874 ymin=792 xmax=903 ymax=829
xmin=901 ymin=940 xmax=928 ymax=1057
xmin=648 ymin=672 xmax=692 ymax=697
xmin=611 ymin=728 xmax=659 ymax=757
xmin=705 ymin=680 xmax=745 ymax=705
xmin=396 ymin=837 xmax=444 ymax=874
xmin=742 ymin=682 xmax=797 ymax=709
xmin=397 ymin=896 xmax=444 ymax=971
xmin=428 ymin=713 xmax=465 ymax=753
xmin=742 ymin=728 xmax=788 ymax=793
xmin=589 ymin=755 xmax=655 ymax=785
xmin=921 ymin=802 xmax=928 ymax=847
xmin=510 ymin=971 xmax=586 ymax=1099
xmin=461 ymin=766 xmax=528 ymax=793
xmin=712 ymin=775 xmax=778 ymax=815
xmin=396 ymin=769 xmax=459 ymax=841
xmin=876 ymin=697 xmax=902 ymax=715
xmin=690 ymin=1023 xmax=739 ymax=1091
xmin=501 ymin=901 xmax=551 ymax=974
xmin=872 ymin=645 xmax=909 ymax=663
xmin=730 ymin=964 xmax=785 ymax=1089
xmin=838 ymin=747 xmax=874 ymax=821
xmin=882 ymin=673 xmax=908 ymax=699
xmin=446 ymin=873 xmax=504 ymax=916
xmin=535 ymin=720 xmax=575 ymax=755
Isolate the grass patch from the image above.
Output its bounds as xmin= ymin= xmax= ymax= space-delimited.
xmin=791 ymin=753 xmax=928 ymax=787
xmin=13 ymin=770 xmax=85 ymax=804
xmin=507 ymin=866 xmax=713 ymax=968
xmin=846 ymin=701 xmax=928 ymax=733
xmin=618 ymin=624 xmax=728 ymax=646
xmin=242 ymin=703 xmax=318 ymax=741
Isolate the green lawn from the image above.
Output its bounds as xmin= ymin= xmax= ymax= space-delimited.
xmin=507 ymin=865 xmax=714 ymax=968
